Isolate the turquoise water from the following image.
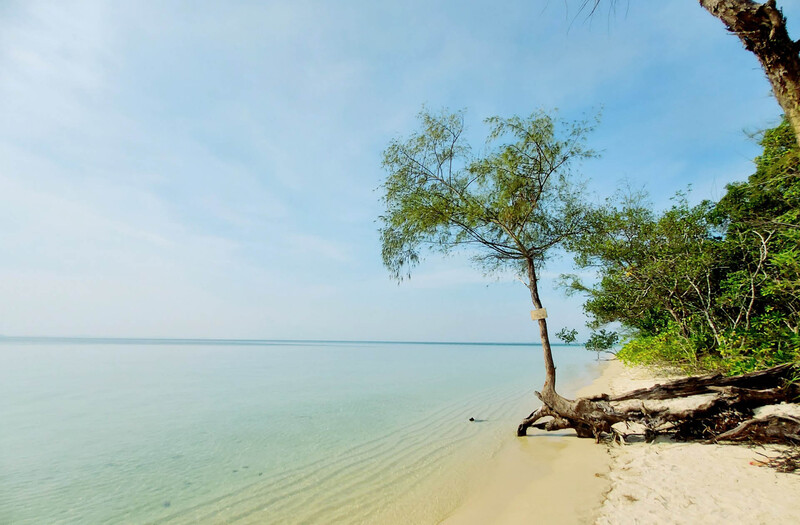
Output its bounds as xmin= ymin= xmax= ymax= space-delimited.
xmin=0 ymin=339 xmax=600 ymax=524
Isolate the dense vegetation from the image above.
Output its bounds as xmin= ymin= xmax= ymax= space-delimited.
xmin=567 ymin=119 xmax=800 ymax=374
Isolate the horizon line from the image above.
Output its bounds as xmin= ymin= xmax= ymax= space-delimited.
xmin=0 ymin=335 xmax=580 ymax=347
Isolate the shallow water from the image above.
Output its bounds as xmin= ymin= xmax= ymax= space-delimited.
xmin=0 ymin=339 xmax=599 ymax=524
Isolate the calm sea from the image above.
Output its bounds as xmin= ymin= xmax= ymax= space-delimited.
xmin=0 ymin=338 xmax=601 ymax=524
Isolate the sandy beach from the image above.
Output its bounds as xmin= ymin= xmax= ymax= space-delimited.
xmin=441 ymin=361 xmax=618 ymax=525
xmin=443 ymin=359 xmax=800 ymax=524
xmin=595 ymin=360 xmax=800 ymax=525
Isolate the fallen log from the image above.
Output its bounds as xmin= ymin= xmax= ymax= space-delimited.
xmin=518 ymin=362 xmax=800 ymax=445
xmin=709 ymin=415 xmax=800 ymax=444
xmin=585 ymin=363 xmax=796 ymax=402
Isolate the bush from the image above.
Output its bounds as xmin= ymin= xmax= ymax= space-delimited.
xmin=717 ymin=312 xmax=800 ymax=376
xmin=617 ymin=324 xmax=703 ymax=372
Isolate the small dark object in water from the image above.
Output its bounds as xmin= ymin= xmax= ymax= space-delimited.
xmin=258 ymin=472 xmax=263 ymax=476
xmin=163 ymin=501 xmax=171 ymax=508
xmin=469 ymin=417 xmax=475 ymax=422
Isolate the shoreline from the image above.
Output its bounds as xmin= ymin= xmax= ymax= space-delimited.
xmin=440 ymin=359 xmax=618 ymax=524
xmin=442 ymin=359 xmax=800 ymax=524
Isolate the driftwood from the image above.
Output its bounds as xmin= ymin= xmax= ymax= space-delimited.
xmin=517 ymin=363 xmax=800 ymax=445
xmin=711 ymin=415 xmax=800 ymax=443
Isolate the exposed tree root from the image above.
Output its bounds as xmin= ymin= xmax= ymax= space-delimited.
xmin=518 ymin=363 xmax=800 ymax=446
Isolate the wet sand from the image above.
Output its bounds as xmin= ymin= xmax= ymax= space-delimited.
xmin=443 ymin=359 xmax=800 ymax=525
xmin=441 ymin=361 xmax=617 ymax=524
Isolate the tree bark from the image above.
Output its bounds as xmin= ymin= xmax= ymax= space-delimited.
xmin=525 ymin=258 xmax=557 ymax=397
xmin=699 ymin=0 xmax=800 ymax=147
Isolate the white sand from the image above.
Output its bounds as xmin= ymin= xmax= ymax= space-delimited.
xmin=596 ymin=360 xmax=800 ymax=525
xmin=442 ymin=360 xmax=800 ymax=524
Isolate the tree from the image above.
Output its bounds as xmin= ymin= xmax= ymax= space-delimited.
xmin=585 ymin=329 xmax=619 ymax=359
xmin=556 ymin=327 xmax=579 ymax=344
xmin=698 ymin=1 xmax=800 ymax=148
xmin=565 ymin=190 xmax=725 ymax=369
xmin=380 ymin=108 xmax=599 ymax=435
xmin=381 ymin=111 xmax=800 ymax=443
xmin=717 ymin=118 xmax=800 ymax=330
xmin=567 ymin=119 xmax=799 ymax=375
xmin=713 ymin=118 xmax=800 ymax=372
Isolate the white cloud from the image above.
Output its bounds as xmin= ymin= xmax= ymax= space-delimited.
xmin=1 ymin=0 xmax=798 ymax=340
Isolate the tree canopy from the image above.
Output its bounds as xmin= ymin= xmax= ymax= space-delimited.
xmin=567 ymin=118 xmax=800 ymax=374
xmin=380 ymin=109 xmax=596 ymax=284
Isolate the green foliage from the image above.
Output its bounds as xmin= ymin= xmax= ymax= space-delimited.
xmin=616 ymin=323 xmax=703 ymax=372
xmin=570 ymin=118 xmax=800 ymax=375
xmin=716 ymin=311 xmax=800 ymax=376
xmin=555 ymin=327 xmax=578 ymax=344
xmin=716 ymin=119 xmax=800 ymax=330
xmin=584 ymin=329 xmax=619 ymax=352
xmin=380 ymin=108 xmax=597 ymax=288
xmin=569 ymin=189 xmax=722 ymax=341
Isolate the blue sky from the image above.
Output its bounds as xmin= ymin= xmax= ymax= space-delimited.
xmin=1 ymin=1 xmax=798 ymax=341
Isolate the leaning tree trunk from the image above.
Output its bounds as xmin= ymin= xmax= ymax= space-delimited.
xmin=699 ymin=0 xmax=800 ymax=148
xmin=518 ymin=258 xmax=605 ymax=438
xmin=525 ymin=258 xmax=557 ymax=400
